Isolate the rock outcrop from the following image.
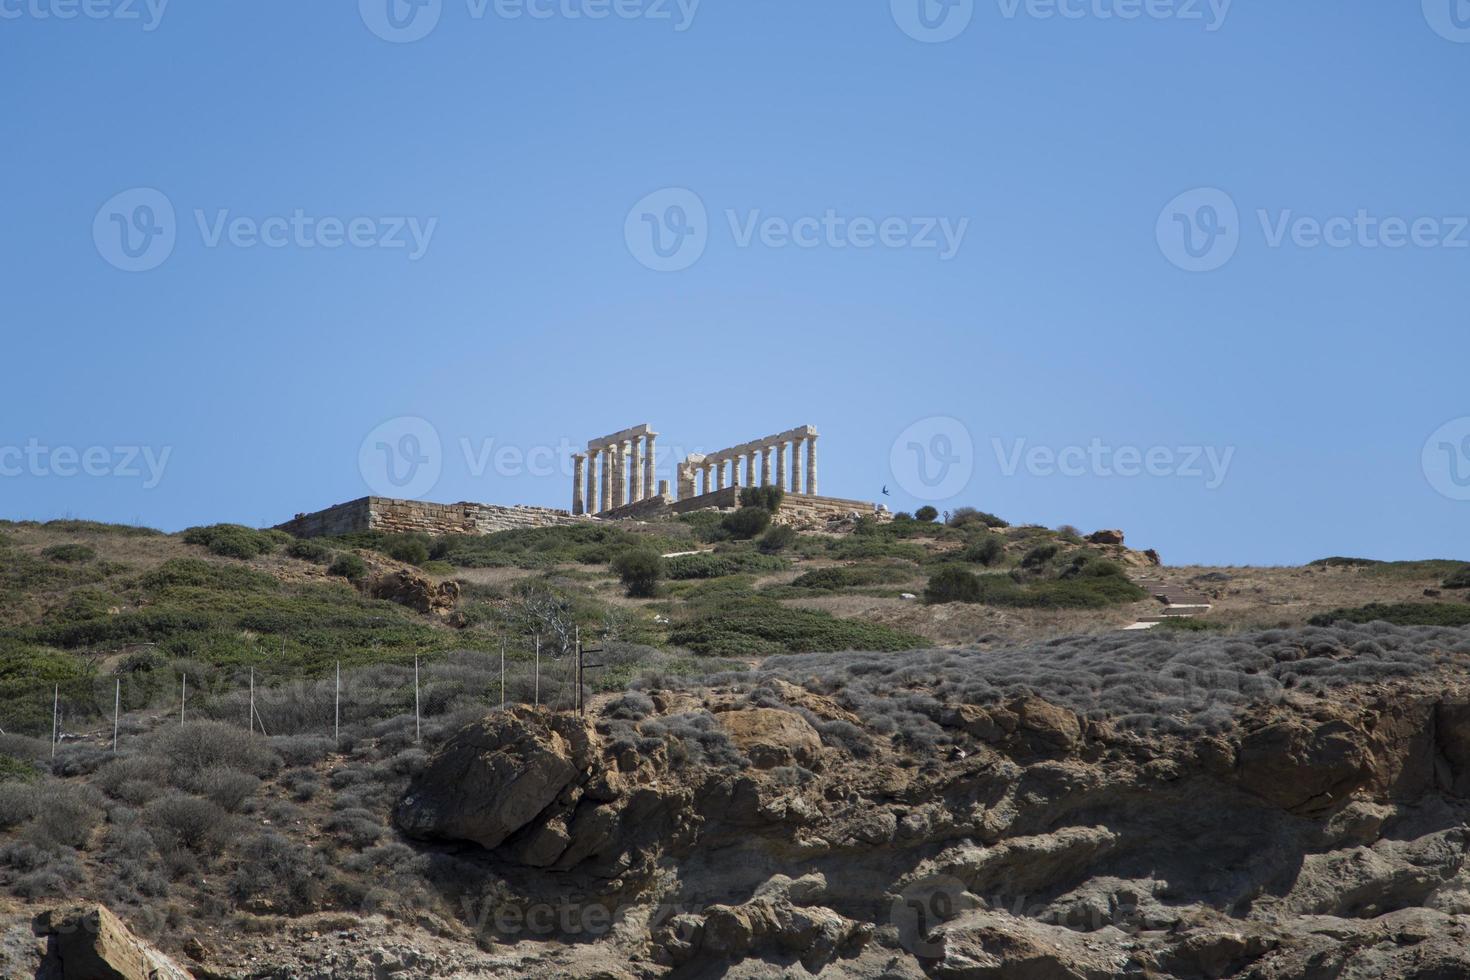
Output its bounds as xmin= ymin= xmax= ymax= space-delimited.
xmin=32 ymin=905 xmax=193 ymax=980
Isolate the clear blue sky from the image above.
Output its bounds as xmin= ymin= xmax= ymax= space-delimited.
xmin=2 ymin=0 xmax=1466 ymax=566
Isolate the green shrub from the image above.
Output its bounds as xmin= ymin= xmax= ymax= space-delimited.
xmin=664 ymin=551 xmax=788 ymax=580
xmin=1443 ymin=566 xmax=1470 ymax=590
xmin=669 ymin=596 xmax=923 ymax=657
xmin=182 ymin=524 xmax=283 ymax=560
xmin=757 ymin=525 xmax=797 ymax=554
xmin=385 ymin=535 xmax=431 ymax=566
xmin=328 ymin=554 xmax=368 ymax=583
xmin=1308 ymin=603 xmax=1470 ymax=628
xmin=948 ymin=507 xmax=1009 ymax=529
xmin=925 ymin=567 xmax=983 ymax=604
xmin=914 ymin=506 xmax=939 ymax=523
xmin=739 ymin=486 xmax=785 ymax=512
xmin=962 ymin=536 xmax=1005 ymax=567
xmin=787 ymin=565 xmax=914 ymax=593
xmin=420 ymin=524 xmax=687 ymax=569
xmin=0 ymin=755 xmax=39 ymax=784
xmin=1021 ymin=544 xmax=1059 ymax=570
xmin=286 ymin=540 xmax=334 ymax=564
xmin=139 ymin=558 xmax=278 ymax=594
xmin=612 ymin=550 xmax=663 ymax=598
xmin=42 ymin=544 xmax=96 ymax=563
xmin=722 ymin=507 xmax=773 ymax=540
xmin=1308 ymin=556 xmax=1385 ymax=568
xmin=925 ymin=565 xmax=1144 ymax=609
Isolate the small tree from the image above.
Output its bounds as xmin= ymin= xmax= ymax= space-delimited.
xmin=739 ymin=486 xmax=785 ymax=513
xmin=925 ymin=567 xmax=983 ymax=605
xmin=963 ymin=535 xmax=1005 ymax=567
xmin=612 ymin=550 xmax=663 ymax=598
xmin=915 ymin=506 xmax=939 ymax=523
xmin=757 ymin=524 xmax=797 ymax=554
xmin=328 ymin=554 xmax=368 ymax=582
xmin=722 ymin=507 xmax=772 ymax=540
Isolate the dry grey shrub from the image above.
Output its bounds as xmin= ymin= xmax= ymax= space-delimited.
xmin=653 ymin=623 xmax=1470 ymax=741
xmin=0 ymin=783 xmax=35 ymax=829
xmin=30 ymin=780 xmax=106 ymax=848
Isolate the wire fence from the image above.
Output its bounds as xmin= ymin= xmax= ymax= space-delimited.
xmin=0 ymin=633 xmax=616 ymax=760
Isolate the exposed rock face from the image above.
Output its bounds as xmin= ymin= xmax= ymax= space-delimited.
xmin=369 ymin=569 xmax=460 ymax=616
xmin=382 ymin=639 xmax=1470 ymax=979
xmin=32 ymin=905 xmax=193 ymax=980
xmin=1086 ymin=529 xmax=1125 ymax=546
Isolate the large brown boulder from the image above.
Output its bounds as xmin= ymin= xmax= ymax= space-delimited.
xmin=370 ymin=569 xmax=460 ymax=615
xmin=718 ymin=708 xmax=823 ymax=769
xmin=1087 ymin=529 xmax=1126 ymax=546
xmin=395 ymin=708 xmax=594 ymax=849
xmin=33 ymin=905 xmax=193 ymax=980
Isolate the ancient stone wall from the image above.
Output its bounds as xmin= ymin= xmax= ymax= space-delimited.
xmin=276 ymin=497 xmax=587 ymax=539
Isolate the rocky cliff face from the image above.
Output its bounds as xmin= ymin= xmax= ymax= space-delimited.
xmin=389 ymin=625 xmax=1470 ymax=978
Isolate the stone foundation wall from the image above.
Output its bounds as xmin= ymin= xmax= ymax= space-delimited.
xmin=276 ymin=497 xmax=587 ymax=539
xmin=775 ymin=494 xmax=891 ymax=527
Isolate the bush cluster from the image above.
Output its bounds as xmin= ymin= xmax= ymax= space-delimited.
xmin=182 ymin=524 xmax=288 ymax=560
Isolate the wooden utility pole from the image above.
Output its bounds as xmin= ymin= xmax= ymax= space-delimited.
xmin=335 ymin=661 xmax=341 ymax=746
xmin=113 ymin=679 xmax=120 ymax=754
xmin=534 ymin=634 xmax=540 ymax=707
xmin=51 ymin=685 xmax=58 ymax=759
xmin=500 ymin=641 xmax=506 ymax=710
xmin=249 ymin=667 xmax=255 ymax=735
xmin=414 ymin=656 xmax=421 ymax=743
xmin=180 ymin=674 xmax=187 ymax=724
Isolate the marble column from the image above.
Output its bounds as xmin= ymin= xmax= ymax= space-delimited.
xmin=644 ymin=435 xmax=657 ymax=499
xmin=789 ymin=439 xmax=802 ymax=493
xmin=775 ymin=444 xmax=786 ymax=490
xmin=630 ymin=439 xmax=643 ymax=504
xmin=746 ymin=453 xmax=756 ymax=487
xmin=806 ymin=436 xmax=818 ymax=496
xmin=677 ymin=462 xmax=696 ymax=501
xmin=586 ymin=450 xmax=599 ymax=514
xmin=615 ymin=442 xmax=629 ymax=507
xmin=730 ymin=457 xmax=741 ymax=488
xmin=598 ymin=447 xmax=611 ymax=513
xmin=761 ymin=447 xmax=772 ymax=486
xmin=715 ymin=460 xmax=726 ymax=491
xmin=702 ymin=463 xmax=713 ymax=495
xmin=573 ymin=455 xmax=586 ymax=515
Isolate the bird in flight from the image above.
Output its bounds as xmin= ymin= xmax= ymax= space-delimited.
xmin=881 ymin=485 xmax=891 ymax=496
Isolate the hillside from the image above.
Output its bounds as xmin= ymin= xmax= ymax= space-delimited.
xmin=1 ymin=509 xmax=1470 ymax=977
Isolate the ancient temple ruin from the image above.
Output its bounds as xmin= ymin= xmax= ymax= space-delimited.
xmin=280 ymin=421 xmax=879 ymax=539
xmin=572 ymin=424 xmax=666 ymax=517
